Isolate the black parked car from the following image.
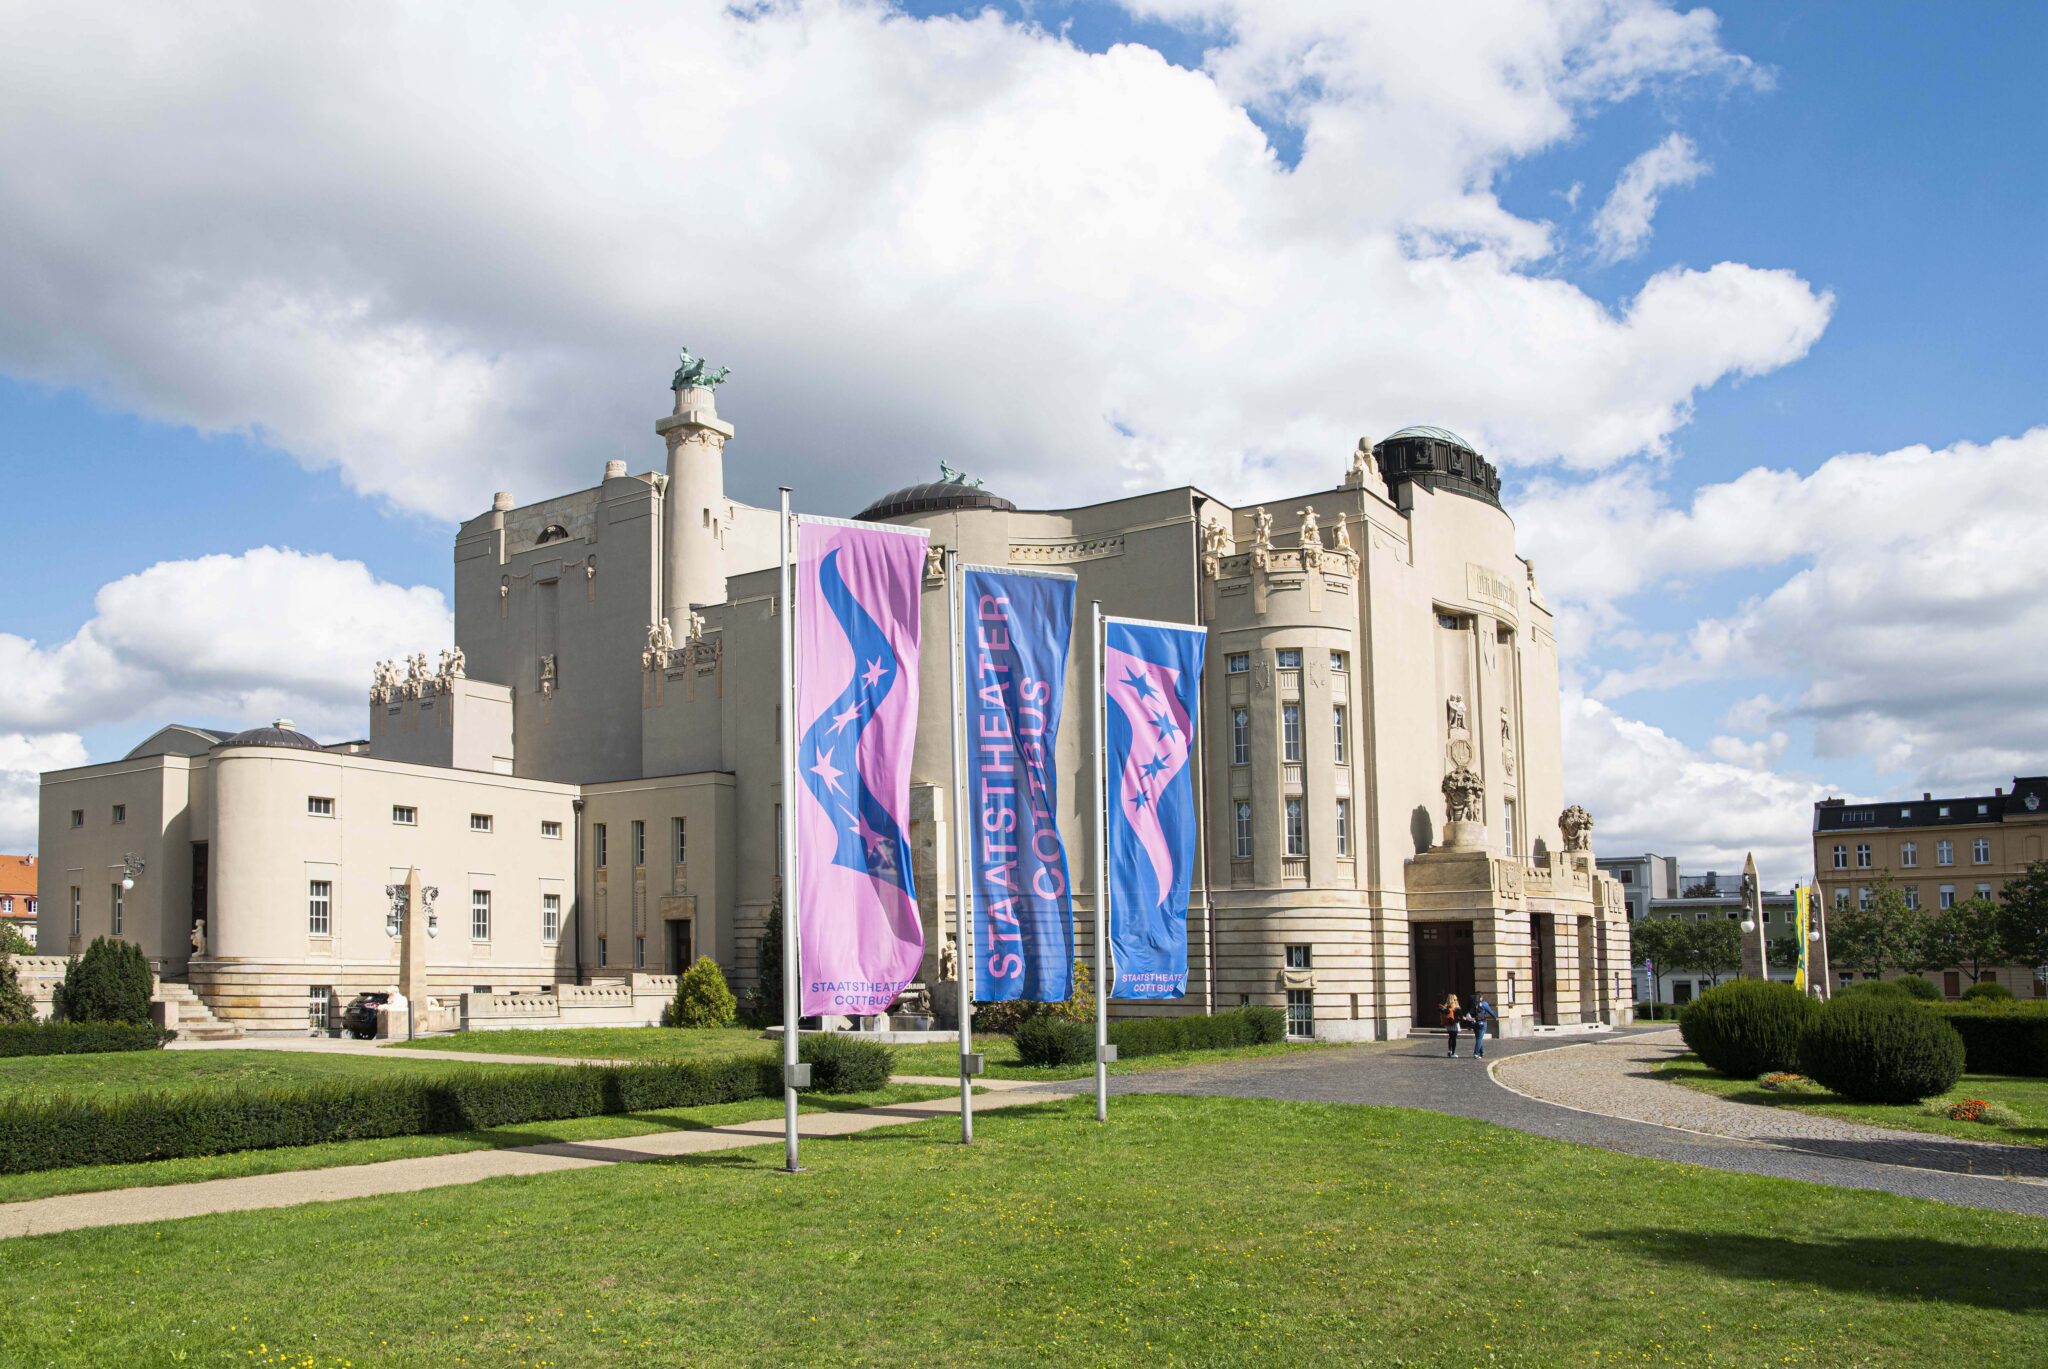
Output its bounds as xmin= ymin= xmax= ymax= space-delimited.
xmin=340 ymin=991 xmax=391 ymax=1039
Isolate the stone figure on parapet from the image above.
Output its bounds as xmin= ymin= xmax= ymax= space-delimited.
xmin=189 ymin=918 xmax=206 ymax=956
xmin=1559 ymin=804 xmax=1594 ymax=852
xmin=1346 ymin=437 xmax=1378 ymax=489
xmin=670 ymin=346 xmax=731 ymax=390
xmin=1442 ymin=764 xmax=1484 ymax=824
xmin=1253 ymin=506 xmax=1273 ymax=548
xmin=1298 ymin=507 xmax=1322 ymax=549
xmin=1201 ymin=519 xmax=1230 ymax=578
xmin=446 ymin=647 xmax=465 ymax=679
xmin=938 ymin=460 xmax=985 ymax=489
xmin=686 ymin=611 xmax=705 ymax=643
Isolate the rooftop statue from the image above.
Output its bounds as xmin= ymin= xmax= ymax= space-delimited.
xmin=671 ymin=346 xmax=731 ymax=391
xmin=938 ymin=460 xmax=985 ymax=489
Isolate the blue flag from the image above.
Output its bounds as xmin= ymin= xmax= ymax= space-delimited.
xmin=964 ymin=567 xmax=1077 ymax=1002
xmin=1103 ymin=617 xmax=1205 ymax=1000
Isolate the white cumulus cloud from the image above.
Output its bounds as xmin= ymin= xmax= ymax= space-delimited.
xmin=0 ymin=733 xmax=89 ymax=855
xmin=1592 ymin=131 xmax=1709 ymax=261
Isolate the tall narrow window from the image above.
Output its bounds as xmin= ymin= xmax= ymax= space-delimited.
xmin=674 ymin=817 xmax=687 ymax=867
xmin=1332 ymin=705 xmax=1347 ymax=763
xmin=1832 ymin=843 xmax=1847 ymax=870
xmin=1233 ymin=801 xmax=1253 ymax=859
xmin=1855 ymin=843 xmax=1872 ymax=868
xmin=111 ymin=884 xmax=123 ymax=937
xmin=1335 ymin=799 xmax=1351 ymax=857
xmin=595 ymin=823 xmax=607 ymax=868
xmin=1285 ymin=989 xmax=1314 ymax=1039
xmin=1900 ymin=841 xmax=1917 ymax=868
xmin=471 ymin=890 xmax=492 ymax=941
xmin=308 ymin=985 xmax=332 ymax=1033
xmin=1284 ymin=797 xmax=1305 ymax=857
xmin=632 ymin=820 xmax=646 ymax=868
xmin=70 ymin=886 xmax=81 ymax=936
xmin=542 ymin=893 xmax=561 ymax=945
xmin=1502 ymin=799 xmax=1517 ymax=856
xmin=1282 ymin=704 xmax=1302 ymax=763
xmin=635 ymin=936 xmax=646 ymax=968
xmin=1231 ymin=708 xmax=1250 ymax=765
xmin=1937 ymin=839 xmax=1953 ymax=866
xmin=308 ymin=880 xmax=332 ymax=936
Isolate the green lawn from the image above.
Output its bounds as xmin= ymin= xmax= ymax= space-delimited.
xmin=1658 ymin=1053 xmax=2048 ymax=1148
xmin=0 ymin=1047 xmax=541 ymax=1104
xmin=0 ymin=1085 xmax=952 ymax=1206
xmin=389 ymin=1024 xmax=1345 ymax=1079
xmin=2 ymin=1094 xmax=2043 ymax=1366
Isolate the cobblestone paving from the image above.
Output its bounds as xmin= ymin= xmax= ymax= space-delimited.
xmin=1106 ymin=1027 xmax=2048 ymax=1216
xmin=1495 ymin=1028 xmax=2048 ymax=1181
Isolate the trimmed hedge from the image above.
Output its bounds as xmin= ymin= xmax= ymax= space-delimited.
xmin=1895 ymin=976 xmax=1942 ymax=1001
xmin=0 ymin=1021 xmax=171 ymax=1057
xmin=1109 ymin=1006 xmax=1286 ymax=1059
xmin=1927 ymin=1002 xmax=2048 ymax=1077
xmin=1836 ymin=979 xmax=1911 ymax=1001
xmin=1679 ymin=980 xmax=1818 ymax=1079
xmin=798 ymin=1032 xmax=892 ymax=1093
xmin=1798 ymin=997 xmax=1964 ymax=1103
xmin=1961 ymin=982 xmax=2016 ymax=1003
xmin=1633 ymin=1002 xmax=1683 ymax=1022
xmin=1015 ymin=1016 xmax=1093 ymax=1067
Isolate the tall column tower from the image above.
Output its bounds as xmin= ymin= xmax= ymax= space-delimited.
xmin=655 ymin=350 xmax=735 ymax=621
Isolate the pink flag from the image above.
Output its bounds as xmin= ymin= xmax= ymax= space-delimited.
xmin=793 ymin=517 xmax=928 ymax=1017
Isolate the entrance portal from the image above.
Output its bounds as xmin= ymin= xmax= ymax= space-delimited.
xmin=1411 ymin=921 xmax=1475 ymax=1028
xmin=664 ymin=919 xmax=693 ymax=975
xmin=1531 ymin=914 xmax=1557 ymax=1026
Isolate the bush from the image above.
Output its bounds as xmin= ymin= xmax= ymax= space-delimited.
xmin=0 ymin=954 xmax=34 ymax=1026
xmin=664 ymin=956 xmax=738 ymax=1028
xmin=0 ymin=1021 xmax=170 ymax=1057
xmin=1015 ymin=1016 xmax=1094 ymax=1067
xmin=1894 ymin=976 xmax=1942 ymax=1001
xmin=1108 ymin=1006 xmax=1286 ymax=1059
xmin=1927 ymin=1002 xmax=2048 ymax=1076
xmin=1633 ymin=1002 xmax=1683 ymax=1021
xmin=53 ymin=937 xmax=153 ymax=1024
xmin=0 ymin=1057 xmax=771 ymax=1175
xmin=1678 ymin=980 xmax=1819 ymax=1079
xmin=798 ymin=1032 xmax=892 ymax=1093
xmin=1798 ymin=997 xmax=1965 ymax=1103
xmin=1961 ymin=982 xmax=2016 ymax=1003
xmin=971 ymin=974 xmax=1096 ymax=1035
xmin=1836 ymin=978 xmax=1910 ymax=1001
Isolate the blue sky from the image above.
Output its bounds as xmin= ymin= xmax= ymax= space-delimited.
xmin=2 ymin=1 xmax=2043 ymax=871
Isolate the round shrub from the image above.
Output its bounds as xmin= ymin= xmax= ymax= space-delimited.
xmin=1961 ymin=982 xmax=2015 ymax=1003
xmin=1678 ymin=980 xmax=1819 ymax=1078
xmin=54 ymin=938 xmax=153 ymax=1024
xmin=797 ymin=1032 xmax=892 ymax=1093
xmin=1799 ymin=997 xmax=1965 ymax=1103
xmin=1015 ymin=1015 xmax=1094 ymax=1067
xmin=1894 ymin=976 xmax=1941 ymax=1001
xmin=663 ymin=956 xmax=737 ymax=1028
xmin=1836 ymin=978 xmax=1909 ymax=1001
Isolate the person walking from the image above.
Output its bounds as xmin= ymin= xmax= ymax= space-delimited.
xmin=1472 ymin=993 xmax=1497 ymax=1058
xmin=1441 ymin=993 xmax=1462 ymax=1058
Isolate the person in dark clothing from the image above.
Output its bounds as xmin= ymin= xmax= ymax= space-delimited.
xmin=1441 ymin=993 xmax=1462 ymax=1057
xmin=1472 ymin=994 xmax=1498 ymax=1058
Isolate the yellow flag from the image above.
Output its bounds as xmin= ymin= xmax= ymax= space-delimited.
xmin=1793 ymin=885 xmax=1810 ymax=992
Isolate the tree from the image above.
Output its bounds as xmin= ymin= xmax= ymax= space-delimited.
xmin=1680 ymin=918 xmax=1743 ymax=987
xmin=53 ymin=936 xmax=153 ymax=1023
xmin=0 ymin=951 xmax=34 ymax=1024
xmin=1921 ymin=897 xmax=2007 ymax=981
xmin=667 ymin=955 xmax=738 ymax=1028
xmin=0 ymin=922 xmax=32 ymax=958
xmin=748 ymin=895 xmax=785 ymax=1026
xmin=1830 ymin=878 xmax=1929 ymax=980
xmin=1997 ymin=859 xmax=2048 ymax=973
xmin=1631 ymin=917 xmax=1687 ymax=1003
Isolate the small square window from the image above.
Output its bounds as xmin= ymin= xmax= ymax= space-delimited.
xmin=1938 ymin=805 xmax=1950 ymax=818
xmin=1285 ymin=944 xmax=1312 ymax=970
xmin=541 ymin=819 xmax=562 ymax=840
xmin=1329 ymin=650 xmax=1348 ymax=672
xmin=392 ymin=805 xmax=417 ymax=826
xmin=1276 ymin=648 xmax=1303 ymax=670
xmin=308 ymin=796 xmax=334 ymax=817
xmin=1226 ymin=653 xmax=1250 ymax=674
xmin=470 ymin=813 xmax=494 ymax=833
xmin=111 ymin=804 xmax=126 ymax=825
xmin=69 ymin=810 xmax=83 ymax=829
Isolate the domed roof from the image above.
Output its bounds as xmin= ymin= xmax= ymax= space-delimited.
xmin=217 ymin=720 xmax=323 ymax=751
xmin=1382 ymin=424 xmax=1475 ymax=450
xmin=855 ymin=474 xmax=1017 ymax=523
xmin=1373 ymin=424 xmax=1503 ymax=509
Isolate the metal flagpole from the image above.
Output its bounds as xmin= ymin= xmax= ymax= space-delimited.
xmin=1092 ymin=600 xmax=1110 ymax=1123
xmin=945 ymin=548 xmax=976 ymax=1143
xmin=778 ymin=488 xmax=804 ymax=1172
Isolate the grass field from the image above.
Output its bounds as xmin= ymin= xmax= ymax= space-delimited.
xmin=390 ymin=1025 xmax=1342 ymax=1079
xmin=1658 ymin=1054 xmax=2048 ymax=1148
xmin=0 ymin=1047 xmax=541 ymax=1104
xmin=1 ymin=1093 xmax=2042 ymax=1367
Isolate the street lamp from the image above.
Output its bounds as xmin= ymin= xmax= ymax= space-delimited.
xmin=119 ymin=853 xmax=145 ymax=892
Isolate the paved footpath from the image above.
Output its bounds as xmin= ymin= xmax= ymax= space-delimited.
xmin=1111 ymin=1027 xmax=2048 ymax=1217
xmin=0 ymin=1077 xmax=1072 ymax=1241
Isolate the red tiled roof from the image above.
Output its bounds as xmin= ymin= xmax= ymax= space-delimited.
xmin=0 ymin=855 xmax=37 ymax=901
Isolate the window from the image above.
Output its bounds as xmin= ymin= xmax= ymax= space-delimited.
xmin=110 ymin=884 xmax=123 ymax=937
xmin=69 ymin=810 xmax=83 ymax=829
xmin=1973 ymin=839 xmax=1991 ymax=864
xmin=1233 ymin=801 xmax=1252 ymax=859
xmin=674 ymin=817 xmax=687 ymax=867
xmin=595 ymin=823 xmax=607 ymax=868
xmin=1834 ymin=889 xmax=1849 ymax=909
xmin=0 ymin=897 xmax=9 ymax=914
xmin=1276 ymin=648 xmax=1302 ymax=670
xmin=597 ymin=936 xmax=607 ymax=968
xmin=470 ymin=890 xmax=491 ymax=941
xmin=1332 ymin=706 xmax=1347 ymax=764
xmin=542 ymin=893 xmax=561 ymax=945
xmin=1436 ymin=612 xmax=1463 ymax=630
xmin=1502 ymin=799 xmax=1517 ymax=856
xmin=1937 ymin=839 xmax=1953 ymax=866
xmin=1281 ymin=704 xmax=1302 ymax=763
xmin=1902 ymin=887 xmax=1919 ymax=910
xmin=1616 ymin=868 xmax=1634 ymax=884
xmin=1899 ymin=807 xmax=1912 ymax=820
xmin=632 ymin=820 xmax=646 ymax=868
xmin=1226 ymin=653 xmax=1250 ymax=674
xmin=1900 ymin=841 xmax=1917 ymax=867
xmin=392 ymin=805 xmax=417 ymax=826
xmin=1855 ymin=843 xmax=1872 ymax=868
xmin=308 ymin=880 xmax=332 ymax=936
xmin=1335 ymin=799 xmax=1351 ymax=857
xmin=1977 ymin=803 xmax=1990 ymax=815
xmin=111 ymin=804 xmax=125 ymax=825
xmin=1857 ymin=887 xmax=1872 ymax=910
xmin=1329 ymin=650 xmax=1348 ymax=673
xmin=308 ymin=796 xmax=334 ymax=817
xmin=1286 ymin=944 xmax=1312 ymax=969
xmin=70 ymin=886 xmax=81 ymax=936
xmin=1285 ymin=989 xmax=1314 ymax=1039
xmin=308 ymin=985 xmax=332 ymax=1032
xmin=1832 ymin=844 xmax=1847 ymax=870
xmin=636 ymin=936 xmax=647 ymax=968
xmin=1939 ymin=884 xmax=1956 ymax=910
xmin=1977 ymin=883 xmax=1993 ymax=900
xmin=541 ymin=819 xmax=562 ymax=840
xmin=1938 ymin=805 xmax=1951 ymax=818
xmin=470 ymin=813 xmax=494 ymax=833
xmin=1231 ymin=708 xmax=1250 ymax=765
xmin=1284 ymin=797 xmax=1305 ymax=857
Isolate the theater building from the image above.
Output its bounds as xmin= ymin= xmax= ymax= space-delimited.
xmin=36 ymin=362 xmax=1630 ymax=1037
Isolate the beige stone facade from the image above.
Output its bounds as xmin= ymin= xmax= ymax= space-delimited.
xmin=38 ymin=372 xmax=1629 ymax=1036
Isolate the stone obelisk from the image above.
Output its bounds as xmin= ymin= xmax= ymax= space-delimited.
xmin=1737 ymin=852 xmax=1768 ymax=981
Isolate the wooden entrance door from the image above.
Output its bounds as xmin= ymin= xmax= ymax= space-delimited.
xmin=1531 ymin=914 xmax=1557 ymax=1025
xmin=1411 ymin=921 xmax=1476 ymax=1028
xmin=665 ymin=919 xmax=692 ymax=975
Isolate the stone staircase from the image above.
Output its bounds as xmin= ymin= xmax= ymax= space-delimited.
xmin=153 ymin=980 xmax=242 ymax=1041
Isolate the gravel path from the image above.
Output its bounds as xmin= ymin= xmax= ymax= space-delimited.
xmin=1495 ymin=1028 xmax=2048 ymax=1180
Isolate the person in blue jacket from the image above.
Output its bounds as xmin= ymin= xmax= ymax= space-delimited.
xmin=1471 ymin=994 xmax=1498 ymax=1058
